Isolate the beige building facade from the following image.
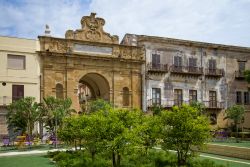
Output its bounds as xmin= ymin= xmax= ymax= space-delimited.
xmin=0 ymin=36 xmax=41 ymax=138
xmin=122 ymin=34 xmax=250 ymax=129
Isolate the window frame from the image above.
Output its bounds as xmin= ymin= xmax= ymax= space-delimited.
xmin=236 ymin=91 xmax=242 ymax=104
xmin=174 ymin=89 xmax=183 ymax=106
xmin=189 ymin=90 xmax=197 ymax=102
xmin=152 ymin=88 xmax=161 ymax=105
xmin=12 ymin=85 xmax=24 ymax=102
xmin=123 ymin=87 xmax=130 ymax=107
xmin=209 ymin=91 xmax=217 ymax=108
xmin=7 ymin=54 xmax=26 ymax=70
xmin=152 ymin=54 xmax=160 ymax=69
xmin=244 ymin=92 xmax=249 ymax=105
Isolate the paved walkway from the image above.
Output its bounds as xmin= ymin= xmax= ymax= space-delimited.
xmin=0 ymin=149 xmax=65 ymax=157
xmin=1 ymin=148 xmax=250 ymax=166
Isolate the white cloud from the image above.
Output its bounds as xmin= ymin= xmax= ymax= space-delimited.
xmin=0 ymin=0 xmax=90 ymax=38
xmin=89 ymin=0 xmax=250 ymax=47
xmin=0 ymin=0 xmax=249 ymax=47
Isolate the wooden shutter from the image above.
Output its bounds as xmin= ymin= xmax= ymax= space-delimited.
xmin=152 ymin=54 xmax=160 ymax=68
xmin=209 ymin=59 xmax=216 ymax=69
xmin=12 ymin=85 xmax=24 ymax=101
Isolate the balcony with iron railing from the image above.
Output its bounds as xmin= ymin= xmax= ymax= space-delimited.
xmin=203 ymin=101 xmax=225 ymax=110
xmin=147 ymin=99 xmax=225 ymax=110
xmin=235 ymin=71 xmax=245 ymax=79
xmin=169 ymin=65 xmax=203 ymax=76
xmin=147 ymin=99 xmax=191 ymax=108
xmin=147 ymin=63 xmax=168 ymax=73
xmin=205 ymin=69 xmax=224 ymax=77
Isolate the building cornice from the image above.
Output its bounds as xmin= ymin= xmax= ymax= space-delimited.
xmin=135 ymin=34 xmax=250 ymax=53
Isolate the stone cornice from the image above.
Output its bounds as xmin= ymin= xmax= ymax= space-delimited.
xmin=38 ymin=36 xmax=145 ymax=62
xmin=136 ymin=35 xmax=250 ymax=53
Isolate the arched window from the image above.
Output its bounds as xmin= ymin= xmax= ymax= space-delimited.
xmin=56 ymin=84 xmax=63 ymax=99
xmin=123 ymin=87 xmax=129 ymax=106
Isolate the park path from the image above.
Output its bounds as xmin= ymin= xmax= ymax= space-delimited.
xmin=1 ymin=148 xmax=250 ymax=166
xmin=0 ymin=148 xmax=65 ymax=157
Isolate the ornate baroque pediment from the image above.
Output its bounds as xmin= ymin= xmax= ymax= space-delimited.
xmin=65 ymin=13 xmax=119 ymax=44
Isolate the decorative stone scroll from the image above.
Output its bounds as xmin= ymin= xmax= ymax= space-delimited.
xmin=65 ymin=13 xmax=119 ymax=44
xmin=44 ymin=39 xmax=67 ymax=53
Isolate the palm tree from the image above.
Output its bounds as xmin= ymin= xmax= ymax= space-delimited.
xmin=7 ymin=97 xmax=40 ymax=145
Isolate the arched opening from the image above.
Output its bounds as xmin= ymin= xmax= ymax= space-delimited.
xmin=78 ymin=73 xmax=110 ymax=112
xmin=56 ymin=83 xmax=63 ymax=99
xmin=123 ymin=87 xmax=130 ymax=106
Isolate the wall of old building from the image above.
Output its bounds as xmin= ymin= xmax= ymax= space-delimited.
xmin=0 ymin=36 xmax=41 ymax=138
xmin=123 ymin=34 xmax=250 ymax=129
xmin=39 ymin=36 xmax=144 ymax=112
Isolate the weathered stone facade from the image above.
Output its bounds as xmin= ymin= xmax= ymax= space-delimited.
xmin=122 ymin=34 xmax=250 ymax=129
xmin=38 ymin=13 xmax=144 ymax=112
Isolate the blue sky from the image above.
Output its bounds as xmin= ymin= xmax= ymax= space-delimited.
xmin=0 ymin=0 xmax=250 ymax=47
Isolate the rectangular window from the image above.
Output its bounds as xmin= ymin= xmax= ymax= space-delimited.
xmin=244 ymin=92 xmax=249 ymax=105
xmin=208 ymin=59 xmax=216 ymax=74
xmin=8 ymin=55 xmax=26 ymax=70
xmin=174 ymin=89 xmax=183 ymax=106
xmin=152 ymin=88 xmax=161 ymax=105
xmin=209 ymin=91 xmax=217 ymax=108
xmin=152 ymin=54 xmax=160 ymax=69
xmin=189 ymin=90 xmax=197 ymax=102
xmin=12 ymin=85 xmax=24 ymax=101
xmin=236 ymin=91 xmax=242 ymax=104
xmin=238 ymin=61 xmax=245 ymax=72
xmin=189 ymin=58 xmax=197 ymax=72
xmin=174 ymin=56 xmax=182 ymax=67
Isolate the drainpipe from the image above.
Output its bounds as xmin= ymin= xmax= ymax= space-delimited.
xmin=200 ymin=48 xmax=204 ymax=102
xmin=141 ymin=63 xmax=146 ymax=112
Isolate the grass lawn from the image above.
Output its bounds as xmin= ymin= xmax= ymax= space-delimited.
xmin=0 ymin=154 xmax=55 ymax=167
xmin=210 ymin=140 xmax=250 ymax=148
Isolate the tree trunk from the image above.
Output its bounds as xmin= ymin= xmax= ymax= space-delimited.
xmin=27 ymin=120 xmax=32 ymax=147
xmin=91 ymin=151 xmax=95 ymax=161
xmin=112 ymin=151 xmax=116 ymax=167
xmin=177 ymin=151 xmax=180 ymax=167
xmin=117 ymin=153 xmax=121 ymax=167
xmin=39 ymin=120 xmax=43 ymax=139
xmin=236 ymin=122 xmax=239 ymax=143
xmin=74 ymin=140 xmax=77 ymax=150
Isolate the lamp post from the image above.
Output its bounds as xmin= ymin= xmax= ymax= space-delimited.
xmin=55 ymin=110 xmax=58 ymax=149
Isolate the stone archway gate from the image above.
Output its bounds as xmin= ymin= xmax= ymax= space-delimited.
xmin=38 ymin=13 xmax=144 ymax=111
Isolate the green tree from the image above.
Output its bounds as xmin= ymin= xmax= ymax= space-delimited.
xmin=190 ymin=101 xmax=206 ymax=115
xmin=138 ymin=114 xmax=162 ymax=154
xmin=89 ymin=98 xmax=112 ymax=113
xmin=100 ymin=108 xmax=143 ymax=167
xmin=224 ymin=105 xmax=245 ymax=142
xmin=160 ymin=105 xmax=210 ymax=166
xmin=7 ymin=97 xmax=40 ymax=143
xmin=40 ymin=96 xmax=75 ymax=148
xmin=244 ymin=70 xmax=250 ymax=83
xmin=40 ymin=96 xmax=75 ymax=132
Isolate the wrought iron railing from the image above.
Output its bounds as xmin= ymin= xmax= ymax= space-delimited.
xmin=169 ymin=65 xmax=203 ymax=75
xmin=235 ymin=71 xmax=245 ymax=79
xmin=147 ymin=99 xmax=225 ymax=109
xmin=147 ymin=63 xmax=168 ymax=72
xmin=205 ymin=69 xmax=224 ymax=77
xmin=202 ymin=101 xmax=225 ymax=109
